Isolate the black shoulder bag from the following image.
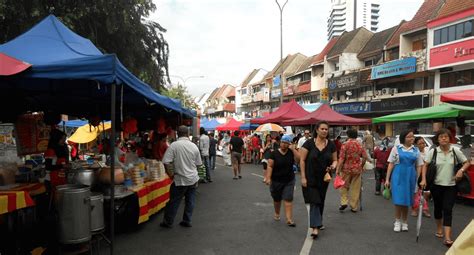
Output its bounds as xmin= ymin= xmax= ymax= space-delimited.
xmin=453 ymin=149 xmax=471 ymax=194
xmin=425 ymin=148 xmax=437 ymax=191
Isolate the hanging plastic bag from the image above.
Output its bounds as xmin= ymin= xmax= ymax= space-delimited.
xmin=333 ymin=175 xmax=345 ymax=189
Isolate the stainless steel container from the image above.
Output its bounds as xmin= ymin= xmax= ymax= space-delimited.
xmin=55 ymin=184 xmax=91 ymax=244
xmin=90 ymin=192 xmax=104 ymax=232
xmin=68 ymin=169 xmax=96 ymax=186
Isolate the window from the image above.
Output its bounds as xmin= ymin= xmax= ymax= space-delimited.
xmin=434 ymin=20 xmax=474 ymax=45
xmin=448 ymin=25 xmax=456 ymax=42
xmin=412 ymin=39 xmax=426 ymax=51
xmin=434 ymin=30 xmax=441 ymax=45
xmin=365 ymin=59 xmax=374 ymax=67
xmin=440 ymin=69 xmax=474 ymax=88
xmin=335 ymin=62 xmax=340 ymax=71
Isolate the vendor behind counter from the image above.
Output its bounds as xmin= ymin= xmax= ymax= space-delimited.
xmin=44 ymin=129 xmax=69 ymax=187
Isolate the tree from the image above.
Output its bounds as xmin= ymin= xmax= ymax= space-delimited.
xmin=161 ymin=84 xmax=198 ymax=110
xmin=0 ymin=0 xmax=169 ymax=91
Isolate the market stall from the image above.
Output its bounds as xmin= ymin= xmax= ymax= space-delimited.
xmin=251 ymin=100 xmax=309 ymax=124
xmin=0 ymin=15 xmax=193 ymax=254
xmin=440 ymin=89 xmax=474 ymax=106
xmin=202 ymin=119 xmax=221 ymax=131
xmin=216 ymin=118 xmax=243 ymax=131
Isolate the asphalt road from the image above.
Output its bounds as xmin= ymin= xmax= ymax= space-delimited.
xmin=109 ymin=158 xmax=473 ymax=255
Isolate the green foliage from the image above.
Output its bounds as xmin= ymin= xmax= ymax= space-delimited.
xmin=0 ymin=0 xmax=170 ymax=91
xmin=161 ymin=84 xmax=198 ymax=110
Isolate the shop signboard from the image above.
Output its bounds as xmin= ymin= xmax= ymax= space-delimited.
xmin=371 ymin=57 xmax=417 ymax=80
xmin=320 ymin=88 xmax=329 ymax=102
xmin=332 ymin=102 xmax=371 ymax=114
xmin=263 ymin=88 xmax=270 ymax=102
xmin=0 ymin=124 xmax=17 ymax=160
xmin=296 ymin=82 xmax=311 ymax=94
xmin=207 ymin=108 xmax=216 ymax=114
xmin=273 ymin=75 xmax=281 ymax=87
xmin=241 ymin=95 xmax=252 ymax=104
xmin=271 ymin=88 xmax=281 ymax=99
xmin=283 ymin=85 xmax=295 ymax=96
xmin=429 ymin=39 xmax=474 ymax=69
xmin=254 ymin=91 xmax=264 ymax=101
xmin=371 ymin=95 xmax=429 ymax=112
xmin=14 ymin=113 xmax=51 ymax=156
xmin=328 ymin=73 xmax=359 ymax=91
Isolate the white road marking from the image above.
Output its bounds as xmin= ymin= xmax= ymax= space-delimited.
xmin=299 ymin=204 xmax=313 ymax=255
xmin=215 ymin=162 xmax=232 ymax=168
xmin=251 ymin=173 xmax=264 ymax=179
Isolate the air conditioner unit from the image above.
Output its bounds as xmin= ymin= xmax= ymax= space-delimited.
xmin=339 ymin=95 xmax=345 ymax=101
xmin=374 ymin=90 xmax=381 ymax=96
xmin=381 ymin=88 xmax=390 ymax=95
xmin=390 ymin=88 xmax=398 ymax=94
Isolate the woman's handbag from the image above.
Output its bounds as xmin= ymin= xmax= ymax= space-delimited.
xmin=453 ymin=150 xmax=471 ymax=194
xmin=333 ymin=175 xmax=345 ymax=189
xmin=324 ymin=172 xmax=332 ymax=182
xmin=425 ymin=148 xmax=438 ymax=190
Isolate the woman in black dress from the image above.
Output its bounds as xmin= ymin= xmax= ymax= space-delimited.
xmin=299 ymin=121 xmax=337 ymax=238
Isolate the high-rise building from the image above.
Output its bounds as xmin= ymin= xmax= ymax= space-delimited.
xmin=327 ymin=0 xmax=380 ymax=40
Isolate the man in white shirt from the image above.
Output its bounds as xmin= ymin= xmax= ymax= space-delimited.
xmin=297 ymin=130 xmax=311 ymax=149
xmin=199 ymin=127 xmax=211 ymax=182
xmin=160 ymin=126 xmax=202 ymax=228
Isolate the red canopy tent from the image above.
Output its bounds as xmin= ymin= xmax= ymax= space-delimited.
xmin=216 ymin=118 xmax=243 ymax=131
xmin=281 ymin=104 xmax=371 ymax=126
xmin=0 ymin=52 xmax=31 ymax=76
xmin=251 ymin=100 xmax=309 ymax=124
xmin=440 ymin=89 xmax=474 ymax=106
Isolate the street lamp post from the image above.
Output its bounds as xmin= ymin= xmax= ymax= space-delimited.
xmin=275 ymin=0 xmax=288 ymax=104
xmin=169 ymin=75 xmax=205 ymax=107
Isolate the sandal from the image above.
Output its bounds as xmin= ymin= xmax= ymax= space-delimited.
xmin=273 ymin=215 xmax=280 ymax=221
xmin=287 ymin=221 xmax=296 ymax=227
xmin=443 ymin=239 xmax=454 ymax=247
xmin=435 ymin=232 xmax=443 ymax=238
xmin=423 ymin=211 xmax=431 ymax=218
xmin=311 ymin=229 xmax=319 ymax=239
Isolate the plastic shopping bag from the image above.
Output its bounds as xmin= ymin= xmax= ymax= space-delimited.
xmin=333 ymin=175 xmax=345 ymax=189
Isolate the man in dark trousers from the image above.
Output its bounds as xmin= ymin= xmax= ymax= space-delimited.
xmin=229 ymin=130 xmax=244 ymax=180
xmin=160 ymin=126 xmax=202 ymax=228
xmin=209 ymin=132 xmax=217 ymax=171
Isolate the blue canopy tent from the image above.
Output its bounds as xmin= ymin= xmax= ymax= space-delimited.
xmin=239 ymin=123 xmax=259 ymax=130
xmin=202 ymin=119 xmax=221 ymax=131
xmin=0 ymin=15 xmax=193 ymax=119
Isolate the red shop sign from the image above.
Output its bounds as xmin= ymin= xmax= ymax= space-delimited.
xmin=430 ymin=39 xmax=474 ymax=68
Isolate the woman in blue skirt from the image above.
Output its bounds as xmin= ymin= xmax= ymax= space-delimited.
xmin=385 ymin=130 xmax=423 ymax=232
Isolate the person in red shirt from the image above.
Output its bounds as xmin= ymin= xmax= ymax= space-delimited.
xmin=251 ymin=134 xmax=261 ymax=165
xmin=334 ymin=136 xmax=342 ymax=158
xmin=152 ymin=133 xmax=169 ymax=161
xmin=373 ymin=142 xmax=391 ymax=195
xmin=336 ymin=129 xmax=369 ymax=212
xmin=44 ymin=129 xmax=69 ymax=188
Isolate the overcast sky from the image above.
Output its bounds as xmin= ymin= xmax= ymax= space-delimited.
xmin=151 ymin=0 xmax=424 ymax=98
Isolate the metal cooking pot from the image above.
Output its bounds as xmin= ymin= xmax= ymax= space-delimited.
xmin=90 ymin=192 xmax=104 ymax=232
xmin=69 ymin=169 xmax=96 ymax=186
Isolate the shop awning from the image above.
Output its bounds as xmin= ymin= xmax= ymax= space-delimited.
xmin=216 ymin=118 xmax=243 ymax=131
xmin=0 ymin=15 xmax=193 ymax=117
xmin=372 ymin=103 xmax=474 ymax=124
xmin=68 ymin=122 xmax=111 ymax=144
xmin=58 ymin=119 xmax=89 ymax=128
xmin=440 ymin=89 xmax=474 ymax=106
xmin=251 ymin=100 xmax=309 ymax=124
xmin=0 ymin=53 xmax=31 ymax=76
xmin=281 ymin=104 xmax=371 ymax=126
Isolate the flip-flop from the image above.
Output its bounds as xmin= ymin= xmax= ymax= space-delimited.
xmin=443 ymin=239 xmax=454 ymax=247
xmin=287 ymin=221 xmax=296 ymax=227
xmin=273 ymin=215 xmax=280 ymax=221
xmin=435 ymin=233 xmax=443 ymax=238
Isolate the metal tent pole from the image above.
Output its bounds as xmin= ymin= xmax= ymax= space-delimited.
xmin=109 ymin=83 xmax=116 ymax=255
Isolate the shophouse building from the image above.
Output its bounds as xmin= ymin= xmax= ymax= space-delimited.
xmin=426 ymin=0 xmax=474 ymax=104
xmin=239 ymin=69 xmax=268 ymax=119
xmin=326 ymin=27 xmax=373 ymax=117
xmin=370 ymin=0 xmax=445 ymax=135
xmin=285 ymin=55 xmax=319 ymax=107
xmin=204 ymin=84 xmax=236 ymax=119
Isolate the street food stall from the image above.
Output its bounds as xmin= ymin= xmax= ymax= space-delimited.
xmin=0 ymin=15 xmax=193 ymax=254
